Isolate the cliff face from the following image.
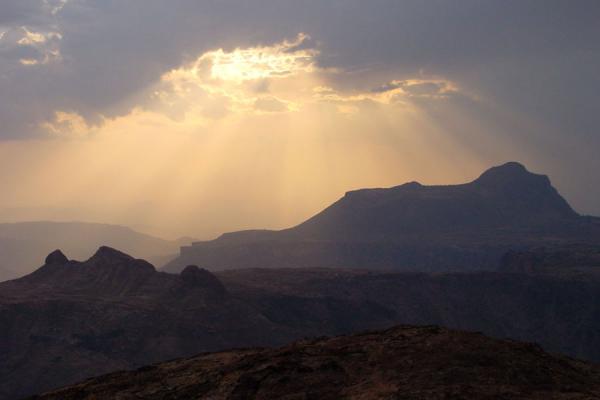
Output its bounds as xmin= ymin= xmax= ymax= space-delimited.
xmin=165 ymin=162 xmax=600 ymax=272
xmin=30 ymin=325 xmax=600 ymax=400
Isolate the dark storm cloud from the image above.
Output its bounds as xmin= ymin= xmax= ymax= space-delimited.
xmin=0 ymin=0 xmax=46 ymax=24
xmin=2 ymin=0 xmax=599 ymax=137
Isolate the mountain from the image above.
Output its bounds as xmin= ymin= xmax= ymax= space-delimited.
xmin=0 ymin=247 xmax=294 ymax=400
xmin=217 ymin=264 xmax=600 ymax=363
xmin=164 ymin=162 xmax=600 ymax=273
xmin=0 ymin=221 xmax=190 ymax=281
xmin=3 ymin=246 xmax=600 ymax=399
xmin=29 ymin=325 xmax=600 ymax=400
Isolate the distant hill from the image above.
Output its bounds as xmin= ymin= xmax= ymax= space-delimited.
xmin=30 ymin=325 xmax=600 ymax=400
xmin=164 ymin=162 xmax=600 ymax=273
xmin=3 ymin=246 xmax=600 ymax=398
xmin=0 ymin=221 xmax=190 ymax=281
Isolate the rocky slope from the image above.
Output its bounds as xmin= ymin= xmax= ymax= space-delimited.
xmin=165 ymin=162 xmax=600 ymax=273
xmin=30 ymin=325 xmax=600 ymax=400
xmin=0 ymin=221 xmax=190 ymax=281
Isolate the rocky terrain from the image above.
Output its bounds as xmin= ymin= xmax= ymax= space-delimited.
xmin=2 ymin=245 xmax=600 ymax=399
xmin=501 ymin=244 xmax=600 ymax=274
xmin=0 ymin=248 xmax=294 ymax=400
xmin=0 ymin=221 xmax=190 ymax=282
xmin=30 ymin=325 xmax=600 ymax=400
xmin=218 ymin=264 xmax=600 ymax=363
xmin=164 ymin=162 xmax=600 ymax=273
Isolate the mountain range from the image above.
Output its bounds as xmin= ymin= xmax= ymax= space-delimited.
xmin=2 ymin=243 xmax=600 ymax=399
xmin=0 ymin=221 xmax=190 ymax=282
xmin=164 ymin=162 xmax=600 ymax=273
xmin=2 ymin=162 xmax=600 ymax=399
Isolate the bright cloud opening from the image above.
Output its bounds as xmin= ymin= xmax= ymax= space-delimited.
xmin=16 ymin=33 xmax=520 ymax=239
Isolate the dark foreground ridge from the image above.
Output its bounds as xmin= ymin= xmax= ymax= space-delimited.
xmin=30 ymin=325 xmax=600 ymax=400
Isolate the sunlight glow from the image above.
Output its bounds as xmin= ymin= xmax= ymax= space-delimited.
xmin=0 ymin=33 xmax=520 ymax=238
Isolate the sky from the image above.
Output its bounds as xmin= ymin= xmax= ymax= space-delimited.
xmin=0 ymin=0 xmax=599 ymax=239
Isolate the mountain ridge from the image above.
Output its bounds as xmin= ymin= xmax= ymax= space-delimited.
xmin=3 ymin=245 xmax=600 ymax=399
xmin=165 ymin=162 xmax=599 ymax=273
xmin=0 ymin=221 xmax=191 ymax=281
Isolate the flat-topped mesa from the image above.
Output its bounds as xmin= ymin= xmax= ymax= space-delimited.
xmin=163 ymin=162 xmax=596 ymax=273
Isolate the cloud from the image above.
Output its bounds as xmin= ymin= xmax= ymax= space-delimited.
xmin=0 ymin=0 xmax=598 ymax=218
xmin=40 ymin=110 xmax=92 ymax=138
xmin=31 ymin=30 xmax=466 ymax=135
xmin=0 ymin=25 xmax=62 ymax=65
xmin=2 ymin=1 xmax=598 ymax=140
xmin=254 ymin=96 xmax=291 ymax=113
xmin=139 ymin=33 xmax=318 ymax=121
xmin=371 ymin=79 xmax=458 ymax=99
xmin=44 ymin=0 xmax=69 ymax=15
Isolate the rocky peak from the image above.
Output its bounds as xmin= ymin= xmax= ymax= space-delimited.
xmin=473 ymin=161 xmax=549 ymax=188
xmin=89 ymin=246 xmax=135 ymax=262
xmin=20 ymin=247 xmax=156 ymax=295
xmin=45 ymin=249 xmax=68 ymax=265
xmin=86 ymin=246 xmax=155 ymax=273
xmin=472 ymin=161 xmax=577 ymax=219
xmin=180 ymin=265 xmax=226 ymax=295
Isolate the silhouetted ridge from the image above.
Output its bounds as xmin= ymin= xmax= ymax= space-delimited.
xmin=45 ymin=250 xmax=68 ymax=265
xmin=89 ymin=246 xmax=134 ymax=262
xmin=87 ymin=246 xmax=155 ymax=273
xmin=474 ymin=161 xmax=531 ymax=183
xmin=19 ymin=247 xmax=158 ymax=297
xmin=400 ymin=181 xmax=422 ymax=188
xmin=473 ymin=162 xmax=553 ymax=194
xmin=165 ymin=162 xmax=597 ymax=273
